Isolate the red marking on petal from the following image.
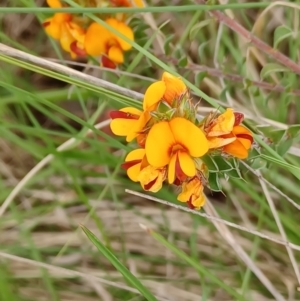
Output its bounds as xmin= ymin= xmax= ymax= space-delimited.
xmin=70 ymin=41 xmax=86 ymax=57
xmin=121 ymin=159 xmax=141 ymax=170
xmin=173 ymin=178 xmax=181 ymax=186
xmin=109 ymin=111 xmax=139 ymax=120
xmin=175 ymin=153 xmax=187 ymax=182
xmin=102 ymin=55 xmax=117 ymax=69
xmin=234 ymin=112 xmax=244 ymax=126
xmin=187 ymin=199 xmax=196 ymax=210
xmin=237 ymin=133 xmax=253 ymax=143
xmin=144 ymin=177 xmax=158 ymax=191
xmin=42 ymin=21 xmax=50 ymax=27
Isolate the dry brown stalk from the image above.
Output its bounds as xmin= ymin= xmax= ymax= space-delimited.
xmin=196 ymin=0 xmax=300 ymax=75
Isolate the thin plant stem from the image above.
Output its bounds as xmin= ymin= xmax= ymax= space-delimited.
xmin=196 ymin=0 xmax=300 ymax=75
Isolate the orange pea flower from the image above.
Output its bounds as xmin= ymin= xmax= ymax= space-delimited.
xmin=143 ymin=72 xmax=187 ymax=111
xmin=85 ymin=18 xmax=134 ymax=68
xmin=122 ymin=149 xmax=166 ymax=192
xmin=177 ymin=177 xmax=206 ymax=209
xmin=43 ymin=0 xmax=85 ymax=58
xmin=205 ymin=109 xmax=253 ymax=159
xmin=222 ymin=125 xmax=253 ymax=159
xmin=138 ymin=165 xmax=167 ymax=192
xmin=145 ymin=117 xmax=208 ymax=184
xmin=110 ymin=108 xmax=151 ymax=143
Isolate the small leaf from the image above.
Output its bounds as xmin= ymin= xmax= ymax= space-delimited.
xmin=250 ymin=158 xmax=267 ymax=170
xmin=260 ymin=63 xmax=290 ymax=80
xmin=163 ymin=34 xmax=174 ymax=56
xmin=194 ymin=71 xmax=207 ymax=86
xmin=198 ymin=41 xmax=210 ymax=58
xmin=276 ymin=139 xmax=293 ymax=156
xmin=202 ymin=155 xmax=218 ymax=172
xmin=208 ymin=172 xmax=222 ymax=191
xmin=213 ymin=156 xmax=233 ymax=172
xmin=178 ymin=56 xmax=188 ymax=67
xmin=226 ymin=168 xmax=242 ymax=179
xmin=287 ymin=124 xmax=300 ymax=138
xmin=274 ymin=25 xmax=293 ymax=48
xmin=189 ymin=19 xmax=212 ymax=40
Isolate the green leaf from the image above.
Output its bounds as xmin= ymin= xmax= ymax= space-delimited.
xmin=226 ymin=168 xmax=243 ymax=178
xmin=276 ymin=139 xmax=293 ymax=156
xmin=178 ymin=56 xmax=188 ymax=67
xmin=273 ymin=25 xmax=293 ymax=48
xmin=287 ymin=124 xmax=300 ymax=138
xmin=202 ymin=155 xmax=218 ymax=172
xmin=163 ymin=34 xmax=174 ymax=56
xmin=213 ymin=156 xmax=233 ymax=172
xmin=81 ymin=226 xmax=158 ymax=301
xmin=250 ymin=158 xmax=267 ymax=170
xmin=189 ymin=19 xmax=212 ymax=40
xmin=208 ymin=172 xmax=222 ymax=191
xmin=260 ymin=63 xmax=290 ymax=80
xmin=261 ymin=154 xmax=300 ymax=174
xmin=194 ymin=71 xmax=207 ymax=86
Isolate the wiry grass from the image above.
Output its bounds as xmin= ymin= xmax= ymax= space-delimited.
xmin=0 ymin=1 xmax=300 ymax=301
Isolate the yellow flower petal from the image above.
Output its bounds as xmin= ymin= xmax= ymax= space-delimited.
xmin=60 ymin=23 xmax=74 ymax=52
xmin=208 ymin=137 xmax=236 ymax=149
xmin=143 ymin=81 xmax=166 ymax=111
xmin=126 ymin=111 xmax=150 ymax=142
xmin=133 ymin=0 xmax=144 ymax=7
xmin=168 ymin=153 xmax=177 ymax=184
xmin=169 ymin=117 xmax=208 ymax=157
xmin=44 ymin=18 xmax=61 ymax=39
xmin=207 ymin=108 xmax=235 ymax=137
xmin=125 ymin=149 xmax=145 ymax=181
xmin=108 ymin=45 xmax=124 ymax=64
xmin=178 ymin=150 xmax=196 ymax=177
xmin=138 ymin=165 xmax=165 ymax=192
xmin=126 ymin=148 xmax=145 ymax=161
xmin=47 ymin=0 xmax=62 ymax=8
xmin=85 ymin=22 xmax=111 ymax=56
xmin=67 ymin=22 xmax=85 ymax=44
xmin=106 ymin=18 xmax=133 ymax=51
xmin=146 ymin=121 xmax=175 ymax=167
xmin=53 ymin=13 xmax=71 ymax=23
xmin=223 ymin=140 xmax=248 ymax=159
xmin=177 ymin=177 xmax=205 ymax=209
xmin=110 ymin=118 xmax=138 ymax=137
xmin=191 ymin=193 xmax=205 ymax=209
xmin=120 ymin=107 xmax=142 ymax=115
xmin=162 ymin=72 xmax=187 ymax=104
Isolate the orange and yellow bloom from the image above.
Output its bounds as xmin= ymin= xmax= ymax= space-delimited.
xmin=85 ymin=18 xmax=134 ymax=68
xmin=43 ymin=0 xmax=138 ymax=67
xmin=143 ymin=72 xmax=187 ymax=111
xmin=205 ymin=108 xmax=253 ymax=159
xmin=145 ymin=117 xmax=208 ymax=183
xmin=110 ymin=71 xmax=253 ymax=210
xmin=177 ymin=177 xmax=206 ymax=210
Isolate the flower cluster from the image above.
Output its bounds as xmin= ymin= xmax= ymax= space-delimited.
xmin=109 ymin=72 xmax=253 ymax=210
xmin=43 ymin=0 xmax=142 ymax=68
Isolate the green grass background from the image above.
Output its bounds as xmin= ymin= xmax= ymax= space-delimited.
xmin=0 ymin=1 xmax=300 ymax=301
